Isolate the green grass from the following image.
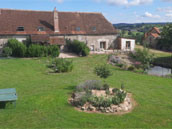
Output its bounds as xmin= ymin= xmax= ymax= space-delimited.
xmin=0 ymin=54 xmax=172 ymax=128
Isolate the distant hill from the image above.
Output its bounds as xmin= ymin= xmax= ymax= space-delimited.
xmin=113 ymin=22 xmax=171 ymax=32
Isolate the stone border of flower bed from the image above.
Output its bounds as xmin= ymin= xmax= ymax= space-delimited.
xmin=69 ymin=91 xmax=137 ymax=115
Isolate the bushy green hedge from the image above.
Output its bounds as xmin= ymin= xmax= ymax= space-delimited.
xmin=51 ymin=58 xmax=73 ymax=73
xmin=66 ymin=40 xmax=90 ymax=56
xmin=5 ymin=39 xmax=60 ymax=58
xmin=2 ymin=47 xmax=12 ymax=57
xmin=7 ymin=39 xmax=27 ymax=57
xmin=48 ymin=45 xmax=60 ymax=58
xmin=27 ymin=44 xmax=60 ymax=57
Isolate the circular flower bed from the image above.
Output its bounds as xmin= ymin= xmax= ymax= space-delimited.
xmin=69 ymin=80 xmax=135 ymax=114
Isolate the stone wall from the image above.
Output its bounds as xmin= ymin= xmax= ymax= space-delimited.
xmin=65 ymin=35 xmax=117 ymax=51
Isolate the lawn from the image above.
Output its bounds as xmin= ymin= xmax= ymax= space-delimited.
xmin=0 ymin=54 xmax=172 ymax=128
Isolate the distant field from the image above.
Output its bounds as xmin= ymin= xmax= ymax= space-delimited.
xmin=0 ymin=54 xmax=172 ymax=128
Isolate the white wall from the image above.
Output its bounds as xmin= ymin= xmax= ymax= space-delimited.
xmin=121 ymin=38 xmax=135 ymax=51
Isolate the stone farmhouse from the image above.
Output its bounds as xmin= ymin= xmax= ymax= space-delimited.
xmin=0 ymin=8 xmax=118 ymax=53
xmin=0 ymin=8 xmax=136 ymax=54
xmin=143 ymin=27 xmax=161 ymax=48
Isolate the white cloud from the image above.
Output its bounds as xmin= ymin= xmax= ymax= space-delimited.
xmin=166 ymin=13 xmax=172 ymax=17
xmin=157 ymin=7 xmax=172 ymax=13
xmin=96 ymin=0 xmax=153 ymax=6
xmin=51 ymin=0 xmax=63 ymax=3
xmin=144 ymin=12 xmax=161 ymax=18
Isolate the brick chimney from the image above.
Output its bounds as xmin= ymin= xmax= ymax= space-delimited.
xmin=54 ymin=7 xmax=59 ymax=32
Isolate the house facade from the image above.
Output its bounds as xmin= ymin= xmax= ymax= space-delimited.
xmin=116 ymin=37 xmax=135 ymax=51
xmin=0 ymin=8 xmax=118 ymax=53
xmin=143 ymin=27 xmax=161 ymax=48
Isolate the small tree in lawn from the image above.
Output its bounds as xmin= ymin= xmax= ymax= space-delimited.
xmin=94 ymin=64 xmax=112 ymax=90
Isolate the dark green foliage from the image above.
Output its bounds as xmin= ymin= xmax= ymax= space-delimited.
xmin=88 ymin=96 xmax=112 ymax=108
xmin=128 ymin=66 xmax=135 ymax=71
xmin=157 ymin=24 xmax=172 ymax=51
xmin=103 ymin=84 xmax=109 ymax=90
xmin=121 ymin=83 xmax=125 ymax=90
xmin=52 ymin=58 xmax=73 ymax=73
xmin=74 ymin=95 xmax=88 ymax=106
xmin=112 ymin=90 xmax=127 ymax=105
xmin=6 ymin=39 xmax=59 ymax=58
xmin=112 ymin=88 xmax=120 ymax=93
xmin=94 ymin=64 xmax=112 ymax=79
xmin=7 ymin=39 xmax=27 ymax=57
xmin=27 ymin=44 xmax=59 ymax=57
xmin=27 ymin=44 xmax=45 ymax=57
xmin=48 ymin=45 xmax=60 ymax=57
xmin=2 ymin=47 xmax=12 ymax=57
xmin=115 ymin=63 xmax=124 ymax=68
xmin=66 ymin=39 xmax=90 ymax=56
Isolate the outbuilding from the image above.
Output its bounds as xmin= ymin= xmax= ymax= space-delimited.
xmin=116 ymin=37 xmax=135 ymax=51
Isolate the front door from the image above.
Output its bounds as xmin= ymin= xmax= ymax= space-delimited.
xmin=100 ymin=42 xmax=106 ymax=49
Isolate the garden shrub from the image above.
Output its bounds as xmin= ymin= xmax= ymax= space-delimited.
xmin=128 ymin=66 xmax=135 ymax=71
xmin=112 ymin=88 xmax=120 ymax=93
xmin=2 ymin=47 xmax=12 ymax=57
xmin=130 ymin=48 xmax=154 ymax=70
xmin=27 ymin=44 xmax=44 ymax=57
xmin=89 ymin=96 xmax=112 ymax=108
xmin=94 ymin=64 xmax=112 ymax=79
xmin=66 ymin=39 xmax=90 ymax=56
xmin=112 ymin=90 xmax=126 ymax=105
xmin=76 ymin=80 xmax=103 ymax=92
xmin=103 ymin=84 xmax=109 ymax=90
xmin=27 ymin=44 xmax=60 ymax=57
xmin=6 ymin=39 xmax=60 ymax=58
xmin=115 ymin=63 xmax=123 ymax=68
xmin=48 ymin=45 xmax=60 ymax=57
xmin=7 ymin=39 xmax=27 ymax=57
xmin=52 ymin=58 xmax=73 ymax=73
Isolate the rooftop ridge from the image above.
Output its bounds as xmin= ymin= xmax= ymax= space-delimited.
xmin=0 ymin=8 xmax=102 ymax=14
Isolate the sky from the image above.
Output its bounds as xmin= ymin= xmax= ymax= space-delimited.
xmin=0 ymin=0 xmax=172 ymax=23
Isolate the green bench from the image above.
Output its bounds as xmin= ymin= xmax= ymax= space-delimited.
xmin=0 ymin=88 xmax=18 ymax=109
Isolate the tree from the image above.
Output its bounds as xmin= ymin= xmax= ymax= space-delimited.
xmin=157 ymin=24 xmax=172 ymax=51
xmin=94 ymin=64 xmax=112 ymax=80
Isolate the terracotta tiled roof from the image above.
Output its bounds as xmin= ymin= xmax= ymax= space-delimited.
xmin=144 ymin=27 xmax=161 ymax=39
xmin=49 ymin=37 xmax=65 ymax=45
xmin=31 ymin=35 xmax=50 ymax=42
xmin=0 ymin=9 xmax=117 ymax=35
xmin=152 ymin=27 xmax=160 ymax=34
xmin=31 ymin=35 xmax=65 ymax=45
xmin=150 ymin=33 xmax=160 ymax=38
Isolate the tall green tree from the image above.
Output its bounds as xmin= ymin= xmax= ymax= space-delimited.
xmin=157 ymin=24 xmax=172 ymax=51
